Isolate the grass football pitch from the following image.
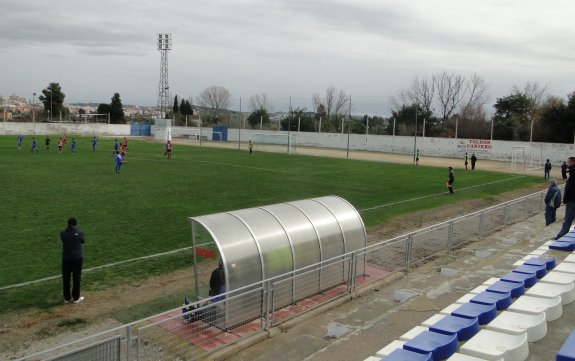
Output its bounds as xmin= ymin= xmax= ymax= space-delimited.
xmin=0 ymin=135 xmax=541 ymax=311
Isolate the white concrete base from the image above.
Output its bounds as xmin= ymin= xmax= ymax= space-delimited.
xmin=563 ymin=254 xmax=575 ymax=263
xmin=375 ymin=340 xmax=406 ymax=357
xmin=507 ymin=295 xmax=563 ymax=321
xmin=440 ymin=303 xmax=462 ymax=316
xmin=485 ymin=311 xmax=547 ymax=342
xmin=459 ymin=330 xmax=529 ymax=361
xmin=421 ymin=314 xmax=446 ymax=327
xmin=399 ymin=326 xmax=427 ymax=341
xmin=456 ymin=293 xmax=476 ymax=304
xmin=470 ymin=285 xmax=489 ymax=294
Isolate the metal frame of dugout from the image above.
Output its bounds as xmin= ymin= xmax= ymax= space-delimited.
xmin=189 ymin=195 xmax=367 ymax=329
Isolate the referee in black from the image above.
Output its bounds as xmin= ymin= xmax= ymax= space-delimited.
xmin=61 ymin=217 xmax=85 ymax=304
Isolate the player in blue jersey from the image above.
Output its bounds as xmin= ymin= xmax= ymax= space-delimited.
xmin=17 ymin=134 xmax=23 ymax=150
xmin=114 ymin=150 xmax=123 ymax=173
xmin=92 ymin=136 xmax=97 ymax=151
xmin=71 ymin=138 xmax=77 ymax=153
xmin=31 ymin=137 xmax=39 ymax=154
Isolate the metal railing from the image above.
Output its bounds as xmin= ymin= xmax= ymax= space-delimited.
xmin=17 ymin=188 xmax=551 ymax=361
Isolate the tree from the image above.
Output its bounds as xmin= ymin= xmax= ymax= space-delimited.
xmin=38 ymin=82 xmax=66 ymax=120
xmin=109 ymin=93 xmax=125 ymax=124
xmin=97 ymin=103 xmax=111 ymax=115
xmin=281 ymin=107 xmax=315 ymax=132
xmin=250 ymin=93 xmax=273 ymax=112
xmin=492 ymin=92 xmax=534 ymax=140
xmin=434 ymin=71 xmax=466 ymax=122
xmin=247 ymin=108 xmax=270 ymax=128
xmin=173 ymin=95 xmax=179 ymax=114
xmin=312 ymin=85 xmax=349 ymax=119
xmin=196 ymin=86 xmax=231 ymax=122
xmin=387 ymin=103 xmax=435 ymax=136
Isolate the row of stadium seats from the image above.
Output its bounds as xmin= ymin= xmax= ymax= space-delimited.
xmin=363 ymin=231 xmax=575 ymax=361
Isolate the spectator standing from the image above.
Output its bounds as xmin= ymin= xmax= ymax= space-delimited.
xmin=544 ymin=159 xmax=552 ymax=179
xmin=464 ymin=152 xmax=469 ymax=171
xmin=544 ymin=179 xmax=562 ymax=226
xmin=471 ymin=153 xmax=477 ymax=170
xmin=556 ymin=157 xmax=575 ymax=239
xmin=447 ymin=167 xmax=455 ymax=195
xmin=561 ymin=161 xmax=568 ymax=181
xmin=60 ymin=217 xmax=85 ymax=304
xmin=416 ymin=149 xmax=420 ymax=166
xmin=249 ymin=140 xmax=253 ymax=154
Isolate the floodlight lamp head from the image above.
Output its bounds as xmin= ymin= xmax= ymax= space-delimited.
xmin=157 ymin=33 xmax=172 ymax=50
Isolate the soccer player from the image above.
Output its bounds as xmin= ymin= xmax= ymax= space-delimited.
xmin=114 ymin=150 xmax=123 ymax=173
xmin=166 ymin=140 xmax=173 ymax=159
xmin=120 ymin=143 xmax=127 ymax=162
xmin=45 ymin=136 xmax=51 ymax=150
xmin=57 ymin=138 xmax=64 ymax=154
xmin=31 ymin=137 xmax=39 ymax=154
xmin=71 ymin=138 xmax=77 ymax=153
xmin=249 ymin=140 xmax=253 ymax=154
xmin=114 ymin=138 xmax=119 ymax=153
xmin=92 ymin=136 xmax=97 ymax=152
xmin=464 ymin=152 xmax=469 ymax=171
xmin=416 ymin=149 xmax=420 ymax=166
xmin=17 ymin=134 xmax=23 ymax=150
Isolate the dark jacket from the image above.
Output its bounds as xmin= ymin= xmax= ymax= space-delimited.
xmin=60 ymin=226 xmax=85 ymax=261
xmin=448 ymin=170 xmax=454 ymax=185
xmin=545 ymin=185 xmax=562 ymax=209
xmin=564 ymin=168 xmax=575 ymax=203
xmin=544 ymin=162 xmax=552 ymax=172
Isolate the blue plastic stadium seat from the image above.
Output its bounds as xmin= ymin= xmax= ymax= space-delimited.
xmin=429 ymin=315 xmax=479 ymax=341
xmin=525 ymin=256 xmax=557 ymax=270
xmin=557 ymin=329 xmax=575 ymax=361
xmin=451 ymin=303 xmax=497 ymax=325
xmin=382 ymin=348 xmax=432 ymax=361
xmin=471 ymin=291 xmax=512 ymax=311
xmin=486 ymin=280 xmax=525 ymax=299
xmin=501 ymin=271 xmax=537 ymax=288
xmin=404 ymin=330 xmax=458 ymax=361
xmin=513 ymin=263 xmax=547 ymax=278
xmin=550 ymin=241 xmax=575 ymax=252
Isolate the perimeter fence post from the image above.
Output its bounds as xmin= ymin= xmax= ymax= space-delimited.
xmin=350 ymin=253 xmax=357 ymax=292
xmin=447 ymin=221 xmax=454 ymax=251
xmin=405 ymin=235 xmax=413 ymax=270
xmin=126 ymin=325 xmax=132 ymax=361
xmin=136 ymin=329 xmax=141 ymax=361
xmin=479 ymin=211 xmax=485 ymax=239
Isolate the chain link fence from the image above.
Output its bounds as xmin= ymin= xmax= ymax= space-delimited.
xmin=17 ymin=188 xmax=551 ymax=361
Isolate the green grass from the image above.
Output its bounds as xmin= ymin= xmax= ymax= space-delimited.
xmin=0 ymin=135 xmax=542 ymax=313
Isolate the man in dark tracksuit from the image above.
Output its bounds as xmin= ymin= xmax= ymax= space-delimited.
xmin=556 ymin=157 xmax=575 ymax=240
xmin=61 ymin=217 xmax=85 ymax=304
xmin=447 ymin=167 xmax=455 ymax=195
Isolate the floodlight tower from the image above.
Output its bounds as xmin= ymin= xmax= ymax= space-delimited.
xmin=157 ymin=33 xmax=172 ymax=119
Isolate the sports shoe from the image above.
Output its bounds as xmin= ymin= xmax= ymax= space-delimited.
xmin=64 ymin=299 xmax=71 ymax=304
xmin=73 ymin=296 xmax=85 ymax=304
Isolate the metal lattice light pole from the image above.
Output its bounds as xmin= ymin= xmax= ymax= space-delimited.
xmin=157 ymin=33 xmax=172 ymax=119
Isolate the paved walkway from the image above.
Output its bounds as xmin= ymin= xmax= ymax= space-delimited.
xmin=223 ymin=211 xmax=573 ymax=361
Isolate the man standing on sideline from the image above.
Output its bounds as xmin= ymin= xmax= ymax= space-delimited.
xmin=544 ymin=179 xmax=561 ymax=226
xmin=416 ymin=149 xmax=420 ymax=166
xmin=561 ymin=161 xmax=568 ymax=181
xmin=556 ymin=157 xmax=575 ymax=239
xmin=61 ymin=217 xmax=85 ymax=304
xmin=544 ymin=159 xmax=552 ymax=179
xmin=447 ymin=167 xmax=455 ymax=195
xmin=249 ymin=140 xmax=253 ymax=154
xmin=464 ymin=152 xmax=469 ymax=171
xmin=471 ymin=153 xmax=477 ymax=170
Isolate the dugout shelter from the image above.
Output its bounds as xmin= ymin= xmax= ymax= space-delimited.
xmin=189 ymin=196 xmax=367 ymax=329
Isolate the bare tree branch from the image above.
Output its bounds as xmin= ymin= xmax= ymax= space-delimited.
xmin=434 ymin=71 xmax=466 ymax=121
xmin=196 ymin=86 xmax=231 ymax=118
xmin=250 ymin=93 xmax=273 ymax=112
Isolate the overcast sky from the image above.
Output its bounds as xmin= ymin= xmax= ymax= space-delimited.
xmin=1 ymin=0 xmax=574 ymax=115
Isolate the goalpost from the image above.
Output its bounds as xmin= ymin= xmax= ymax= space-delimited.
xmin=511 ymin=146 xmax=544 ymax=171
xmin=251 ymin=133 xmax=298 ymax=154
